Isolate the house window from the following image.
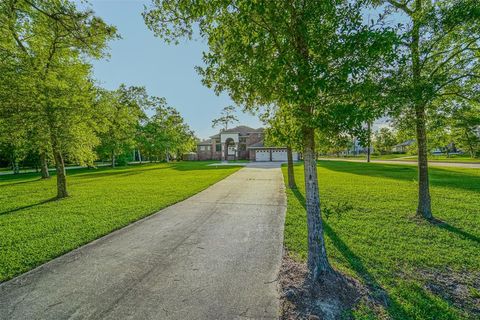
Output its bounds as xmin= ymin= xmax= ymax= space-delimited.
xmin=216 ymin=143 xmax=221 ymax=152
xmin=200 ymin=146 xmax=206 ymax=151
xmin=206 ymin=146 xmax=211 ymax=151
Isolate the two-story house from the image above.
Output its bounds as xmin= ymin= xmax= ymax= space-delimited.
xmin=196 ymin=125 xmax=298 ymax=162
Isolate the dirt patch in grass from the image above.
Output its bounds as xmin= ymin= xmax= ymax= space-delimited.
xmin=420 ymin=269 xmax=480 ymax=317
xmin=279 ymin=252 xmax=386 ymax=320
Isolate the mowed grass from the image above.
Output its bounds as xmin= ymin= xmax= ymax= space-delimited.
xmin=282 ymin=161 xmax=480 ymax=319
xmin=0 ymin=162 xmax=241 ymax=283
xmin=319 ymin=154 xmax=480 ymax=163
xmin=396 ymin=155 xmax=480 ymax=163
xmin=319 ymin=154 xmax=408 ymax=161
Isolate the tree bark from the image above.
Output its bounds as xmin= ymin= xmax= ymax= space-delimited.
xmin=12 ymin=161 xmax=19 ymax=174
xmin=303 ymin=127 xmax=332 ymax=282
xmin=414 ymin=103 xmax=432 ymax=219
xmin=111 ymin=151 xmax=116 ymax=168
xmin=464 ymin=130 xmax=475 ymax=158
xmin=53 ymin=149 xmax=68 ymax=199
xmin=40 ymin=152 xmax=50 ymax=179
xmin=411 ymin=0 xmax=433 ymax=220
xmin=287 ymin=146 xmax=297 ymax=189
xmin=367 ymin=122 xmax=372 ymax=163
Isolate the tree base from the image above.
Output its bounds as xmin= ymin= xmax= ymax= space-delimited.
xmin=416 ymin=209 xmax=433 ymax=221
xmin=279 ymin=252 xmax=375 ymax=320
xmin=56 ymin=192 xmax=69 ymax=199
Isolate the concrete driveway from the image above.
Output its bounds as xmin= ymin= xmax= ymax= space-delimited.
xmin=0 ymin=164 xmax=286 ymax=320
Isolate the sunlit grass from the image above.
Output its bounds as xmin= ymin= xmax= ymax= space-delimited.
xmin=282 ymin=161 xmax=480 ymax=319
xmin=0 ymin=162 xmax=241 ymax=282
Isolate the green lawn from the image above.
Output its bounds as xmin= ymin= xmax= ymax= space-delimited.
xmin=319 ymin=154 xmax=480 ymax=163
xmin=319 ymin=154 xmax=411 ymax=161
xmin=392 ymin=155 xmax=480 ymax=163
xmin=282 ymin=161 xmax=480 ymax=319
xmin=0 ymin=162 xmax=241 ymax=283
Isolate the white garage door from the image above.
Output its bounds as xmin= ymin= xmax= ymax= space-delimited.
xmin=255 ymin=150 xmax=270 ymax=162
xmin=272 ymin=149 xmax=288 ymax=162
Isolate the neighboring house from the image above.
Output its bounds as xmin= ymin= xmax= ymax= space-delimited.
xmin=196 ymin=125 xmax=299 ymax=162
xmin=392 ymin=139 xmax=415 ymax=153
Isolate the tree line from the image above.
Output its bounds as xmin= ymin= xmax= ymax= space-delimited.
xmin=0 ymin=0 xmax=195 ymax=198
xmin=143 ymin=0 xmax=479 ymax=283
xmin=315 ymin=118 xmax=480 ymax=158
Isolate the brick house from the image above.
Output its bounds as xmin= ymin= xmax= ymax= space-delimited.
xmin=196 ymin=125 xmax=299 ymax=162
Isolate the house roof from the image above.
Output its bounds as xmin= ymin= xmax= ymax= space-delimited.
xmin=247 ymin=141 xmax=264 ymax=148
xmin=210 ymin=125 xmax=264 ymax=138
xmin=197 ymin=139 xmax=213 ymax=146
xmin=247 ymin=141 xmax=288 ymax=149
xmin=394 ymin=139 xmax=415 ymax=147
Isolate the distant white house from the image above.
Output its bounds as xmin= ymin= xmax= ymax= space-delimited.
xmin=392 ymin=139 xmax=415 ymax=153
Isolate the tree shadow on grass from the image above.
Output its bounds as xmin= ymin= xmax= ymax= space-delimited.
xmin=291 ymin=188 xmax=462 ymax=319
xmin=0 ymin=162 xmax=237 ymax=184
xmin=317 ymin=161 xmax=480 ymax=193
xmin=0 ymin=177 xmax=43 ymax=187
xmin=71 ymin=162 xmax=231 ymax=179
xmin=0 ymin=197 xmax=56 ymax=216
xmin=430 ymin=218 xmax=480 ymax=245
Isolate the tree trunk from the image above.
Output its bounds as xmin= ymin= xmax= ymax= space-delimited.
xmin=111 ymin=152 xmax=116 ymax=168
xmin=411 ymin=0 xmax=433 ymax=220
xmin=367 ymin=122 xmax=372 ymax=163
xmin=12 ymin=161 xmax=19 ymax=174
xmin=464 ymin=129 xmax=475 ymax=158
xmin=415 ymin=104 xmax=433 ymax=219
xmin=40 ymin=152 xmax=50 ymax=179
xmin=303 ymin=127 xmax=332 ymax=282
xmin=287 ymin=146 xmax=297 ymax=189
xmin=53 ymin=149 xmax=68 ymax=199
xmin=138 ymin=149 xmax=142 ymax=163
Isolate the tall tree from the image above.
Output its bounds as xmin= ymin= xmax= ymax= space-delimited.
xmin=97 ymin=85 xmax=148 ymax=168
xmin=144 ymin=0 xmax=394 ymax=282
xmin=0 ymin=48 xmax=33 ymax=174
xmin=138 ymin=100 xmax=196 ymax=162
xmin=262 ymin=105 xmax=302 ymax=189
xmin=449 ymin=102 xmax=480 ymax=158
xmin=373 ymin=127 xmax=398 ymax=154
xmin=211 ymin=105 xmax=239 ymax=131
xmin=1 ymin=0 xmax=117 ymax=198
xmin=374 ymin=0 xmax=480 ymax=219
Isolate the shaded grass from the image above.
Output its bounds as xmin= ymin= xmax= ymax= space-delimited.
xmin=282 ymin=161 xmax=480 ymax=319
xmin=0 ymin=162 xmax=241 ymax=282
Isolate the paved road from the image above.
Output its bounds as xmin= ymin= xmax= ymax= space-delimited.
xmin=0 ymin=164 xmax=286 ymax=320
xmin=318 ymin=158 xmax=480 ymax=169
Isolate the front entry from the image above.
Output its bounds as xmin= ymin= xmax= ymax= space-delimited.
xmin=224 ymin=138 xmax=236 ymax=161
xmin=227 ymin=145 xmax=236 ymax=160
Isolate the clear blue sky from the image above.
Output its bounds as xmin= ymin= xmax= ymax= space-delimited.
xmin=80 ymin=0 xmax=263 ymax=139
